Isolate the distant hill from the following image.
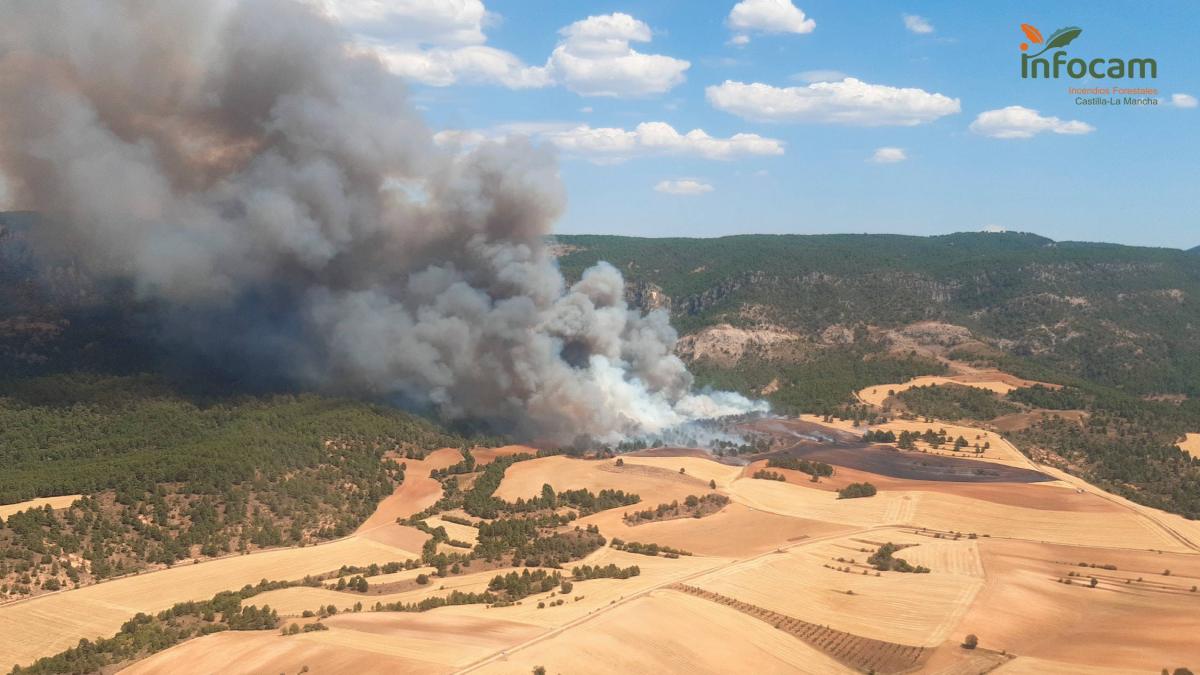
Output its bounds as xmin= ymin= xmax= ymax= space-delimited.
xmin=555 ymin=232 xmax=1200 ymax=397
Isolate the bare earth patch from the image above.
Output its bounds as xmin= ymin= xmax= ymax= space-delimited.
xmin=0 ymin=494 xmax=80 ymax=520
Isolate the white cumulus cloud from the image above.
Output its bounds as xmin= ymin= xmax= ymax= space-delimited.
xmin=903 ymin=14 xmax=934 ymax=34
xmin=323 ymin=3 xmax=688 ymax=96
xmin=706 ymin=78 xmax=960 ymax=126
xmin=870 ymin=147 xmax=907 ymax=163
xmin=728 ymin=0 xmax=815 ymax=44
xmin=371 ymin=44 xmax=550 ymax=88
xmin=319 ymin=0 xmax=491 ymax=45
xmin=434 ymin=121 xmax=784 ymax=164
xmin=322 ymin=0 xmax=548 ymax=88
xmin=544 ymin=122 xmax=784 ymax=162
xmin=1171 ymin=93 xmax=1198 ymax=108
xmin=969 ymin=106 xmax=1095 ymax=139
xmin=544 ymin=13 xmax=690 ymax=96
xmin=655 ymin=179 xmax=714 ymax=195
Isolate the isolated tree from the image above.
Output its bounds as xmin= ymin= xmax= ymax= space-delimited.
xmin=1089 ymin=577 xmax=1098 ymax=588
xmin=615 ymin=458 xmax=624 ymax=467
xmin=709 ymin=479 xmax=717 ymax=489
xmin=962 ymin=634 xmax=978 ymax=650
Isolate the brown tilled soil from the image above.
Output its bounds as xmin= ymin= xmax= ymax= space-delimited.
xmin=358 ymin=448 xmax=464 ymax=535
xmin=991 ymin=409 xmax=1088 ymax=433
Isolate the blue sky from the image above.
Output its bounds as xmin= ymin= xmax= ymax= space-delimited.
xmin=332 ymin=0 xmax=1199 ymax=248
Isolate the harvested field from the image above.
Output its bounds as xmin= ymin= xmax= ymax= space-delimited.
xmin=469 ymin=589 xmax=849 ymax=675
xmin=332 ymin=565 xmax=434 ymax=588
xmin=357 ymin=523 xmax=429 ymax=551
xmin=994 ymin=656 xmax=1132 ymax=674
xmin=955 ymin=538 xmax=1200 ymax=671
xmin=1178 ymin=432 xmax=1200 ymax=459
xmin=750 ymin=416 xmax=865 ymax=443
xmin=442 ymin=547 xmax=727 ymax=629
xmin=123 ymin=612 xmax=544 ymax=675
xmin=357 ymin=448 xmax=464 ymax=535
xmin=857 ymin=370 xmax=1053 ymax=407
xmin=0 ymin=494 xmax=80 ymax=519
xmin=730 ymin=478 xmax=919 ymax=527
xmin=1034 ymin=465 xmax=1200 ymax=552
xmin=919 ymin=645 xmax=1013 ymax=674
xmin=121 ymin=629 xmax=449 ymax=675
xmin=495 ymin=455 xmax=708 ymax=503
xmin=582 ymin=501 xmax=851 ymax=557
xmin=754 ymin=461 xmax=1114 ymax=513
xmin=671 ymin=584 xmax=929 ymax=674
xmin=254 ymin=564 xmax=509 ymax=616
xmin=619 ymin=455 xmax=745 ymax=487
xmin=470 ymin=444 xmax=539 ymax=465
xmin=729 ymin=479 xmax=1190 ymax=551
xmin=752 ymin=416 xmax=1048 ymax=481
xmin=25 ymin=410 xmax=1200 ymax=675
xmin=912 ymin=492 xmax=1191 ymax=551
xmin=689 ymin=532 xmax=984 ymax=647
xmin=858 ymin=377 xmax=1017 ymax=407
xmin=424 ymin=514 xmax=479 ymax=545
xmin=991 ymin=410 xmax=1088 ymax=433
xmin=252 ymin=547 xmax=721 ymax=626
xmin=0 ymin=534 xmax=418 ymax=668
xmin=867 ymin=419 xmax=1033 ymax=468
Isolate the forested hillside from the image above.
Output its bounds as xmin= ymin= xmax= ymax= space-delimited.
xmin=0 ymin=373 xmax=492 ymax=601
xmin=556 ymin=232 xmax=1200 ymax=397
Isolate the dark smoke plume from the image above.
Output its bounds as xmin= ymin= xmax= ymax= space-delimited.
xmin=0 ymin=0 xmax=763 ymax=441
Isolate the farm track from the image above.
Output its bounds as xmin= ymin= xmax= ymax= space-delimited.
xmin=454 ymin=524 xmax=908 ymax=674
xmin=670 ymin=583 xmax=927 ymax=675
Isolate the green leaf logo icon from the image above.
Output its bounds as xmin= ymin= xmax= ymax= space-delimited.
xmin=1029 ymin=26 xmax=1082 ymax=57
xmin=1046 ymin=27 xmax=1082 ymax=49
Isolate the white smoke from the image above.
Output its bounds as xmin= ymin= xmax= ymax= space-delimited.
xmin=0 ymin=0 xmax=765 ymax=442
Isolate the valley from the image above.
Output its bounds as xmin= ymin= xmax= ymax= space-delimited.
xmin=4 ymin=374 xmax=1197 ymax=674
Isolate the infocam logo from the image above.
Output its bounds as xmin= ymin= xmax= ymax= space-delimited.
xmin=1019 ymin=24 xmax=1156 ymax=79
